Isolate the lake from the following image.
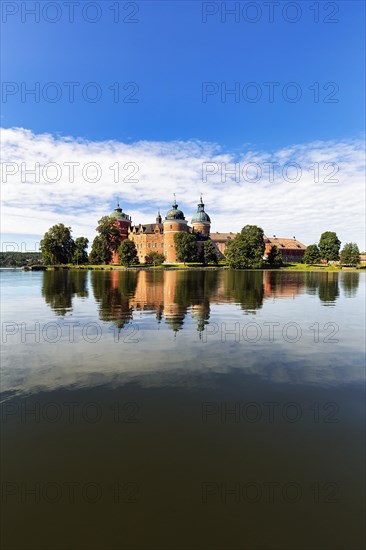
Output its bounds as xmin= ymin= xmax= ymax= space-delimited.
xmin=1 ymin=269 xmax=365 ymax=550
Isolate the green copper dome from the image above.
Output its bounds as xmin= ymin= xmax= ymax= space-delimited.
xmin=110 ymin=203 xmax=130 ymax=221
xmin=191 ymin=197 xmax=211 ymax=224
xmin=165 ymin=198 xmax=185 ymax=220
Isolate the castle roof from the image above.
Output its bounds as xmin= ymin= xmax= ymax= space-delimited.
xmin=211 ymin=233 xmax=306 ymax=250
xmin=110 ymin=203 xmax=130 ymax=221
xmin=210 ymin=232 xmax=237 ymax=242
xmin=131 ymin=223 xmax=163 ymax=234
xmin=191 ymin=196 xmax=211 ymax=224
xmin=264 ymin=237 xmax=306 ymax=250
xmin=165 ymin=197 xmax=185 ymax=221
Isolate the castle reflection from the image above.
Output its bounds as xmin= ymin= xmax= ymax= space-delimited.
xmin=42 ymin=269 xmax=360 ymax=330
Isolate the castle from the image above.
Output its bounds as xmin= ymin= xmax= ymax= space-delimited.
xmin=108 ymin=197 xmax=306 ymax=264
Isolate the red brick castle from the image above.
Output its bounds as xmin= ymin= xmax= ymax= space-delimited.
xmin=108 ymin=197 xmax=306 ymax=264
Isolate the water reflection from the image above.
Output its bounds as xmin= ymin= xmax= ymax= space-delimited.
xmin=42 ymin=270 xmax=88 ymax=315
xmin=2 ymin=270 xmax=365 ymax=550
xmin=341 ymin=271 xmax=360 ymax=297
xmin=41 ymin=270 xmax=361 ymax=325
xmin=224 ymin=271 xmax=264 ymax=312
xmin=91 ymin=270 xmax=138 ymax=329
xmin=318 ymin=272 xmax=340 ymax=304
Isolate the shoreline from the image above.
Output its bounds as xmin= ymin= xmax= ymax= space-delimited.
xmin=18 ymin=264 xmax=364 ymax=273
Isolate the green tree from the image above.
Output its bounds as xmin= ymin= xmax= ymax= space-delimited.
xmin=72 ymin=237 xmax=89 ymax=264
xmin=225 ymin=225 xmax=265 ymax=269
xmin=303 ymin=244 xmax=321 ymax=264
xmin=339 ymin=243 xmax=360 ymax=267
xmin=89 ymin=215 xmax=122 ymax=265
xmin=96 ymin=216 xmax=121 ymax=253
xmin=174 ymin=232 xmax=198 ymax=264
xmin=118 ymin=239 xmax=139 ymax=266
xmin=40 ymin=224 xmax=75 ymax=265
xmin=145 ymin=252 xmax=165 ymax=266
xmin=318 ymin=231 xmax=341 ymax=262
xmin=266 ymin=245 xmax=283 ymax=267
xmin=89 ymin=235 xmax=111 ymax=265
xmin=203 ymin=240 xmax=218 ymax=265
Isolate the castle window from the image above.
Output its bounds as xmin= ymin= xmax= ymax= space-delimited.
xmin=154 ymin=243 xmax=157 ymax=248
xmin=170 ymin=224 xmax=172 ymax=229
xmin=148 ymin=244 xmax=151 ymax=248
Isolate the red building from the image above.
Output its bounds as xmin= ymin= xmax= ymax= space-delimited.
xmin=109 ymin=203 xmax=132 ymax=264
xmin=107 ymin=199 xmax=307 ymax=264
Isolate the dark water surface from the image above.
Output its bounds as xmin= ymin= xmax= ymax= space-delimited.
xmin=1 ymin=269 xmax=365 ymax=550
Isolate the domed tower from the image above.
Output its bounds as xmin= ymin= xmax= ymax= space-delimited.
xmin=163 ymin=196 xmax=188 ymax=263
xmin=191 ymin=195 xmax=211 ymax=237
xmin=110 ymin=203 xmax=132 ymax=263
xmin=110 ymin=202 xmax=131 ymax=239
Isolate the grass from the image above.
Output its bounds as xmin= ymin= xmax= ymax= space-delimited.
xmin=280 ymin=263 xmax=361 ymax=271
xmin=44 ymin=262 xmax=364 ymax=272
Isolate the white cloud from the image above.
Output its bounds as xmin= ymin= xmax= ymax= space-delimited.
xmin=1 ymin=127 xmax=365 ymax=249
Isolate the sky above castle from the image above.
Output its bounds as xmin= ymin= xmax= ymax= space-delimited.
xmin=1 ymin=0 xmax=365 ymax=250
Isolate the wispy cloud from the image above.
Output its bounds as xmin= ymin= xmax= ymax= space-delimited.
xmin=1 ymin=127 xmax=365 ymax=249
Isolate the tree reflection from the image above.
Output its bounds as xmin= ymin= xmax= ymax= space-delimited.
xmin=224 ymin=271 xmax=264 ymax=313
xmin=305 ymin=272 xmax=319 ymax=295
xmin=341 ymin=272 xmax=360 ymax=297
xmin=42 ymin=270 xmax=88 ymax=316
xmin=91 ymin=270 xmax=138 ymax=329
xmin=318 ymin=273 xmax=339 ymax=304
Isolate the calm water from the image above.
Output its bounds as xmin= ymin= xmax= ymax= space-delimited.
xmin=1 ymin=269 xmax=365 ymax=550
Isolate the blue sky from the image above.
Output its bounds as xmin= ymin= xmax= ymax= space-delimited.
xmin=1 ymin=1 xmax=365 ymax=249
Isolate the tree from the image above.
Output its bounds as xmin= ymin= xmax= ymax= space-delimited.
xmin=145 ymin=252 xmax=165 ymax=266
xmin=40 ymin=224 xmax=75 ymax=265
xmin=96 ymin=216 xmax=121 ymax=251
xmin=318 ymin=231 xmax=341 ymax=262
xmin=89 ymin=215 xmax=122 ymax=265
xmin=225 ymin=225 xmax=265 ymax=269
xmin=203 ymin=240 xmax=218 ymax=265
xmin=303 ymin=244 xmax=321 ymax=264
xmin=118 ymin=239 xmax=139 ymax=266
xmin=174 ymin=232 xmax=198 ymax=264
xmin=89 ymin=235 xmax=111 ymax=265
xmin=340 ymin=243 xmax=360 ymax=267
xmin=72 ymin=237 xmax=89 ymax=264
xmin=266 ymin=245 xmax=283 ymax=266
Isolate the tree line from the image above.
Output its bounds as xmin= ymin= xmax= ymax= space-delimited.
xmin=1 ymin=252 xmax=42 ymax=267
xmin=303 ymin=232 xmax=360 ymax=267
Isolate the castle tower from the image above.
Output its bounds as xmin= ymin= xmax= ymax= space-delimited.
xmin=163 ymin=196 xmax=188 ymax=263
xmin=110 ymin=203 xmax=132 ymax=264
xmin=191 ymin=196 xmax=211 ymax=237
